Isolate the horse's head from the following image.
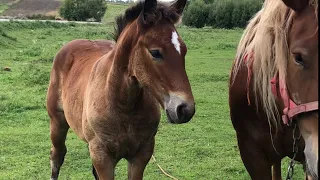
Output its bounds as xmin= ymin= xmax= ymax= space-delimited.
xmin=115 ymin=0 xmax=195 ymax=124
xmin=282 ymin=0 xmax=318 ymax=178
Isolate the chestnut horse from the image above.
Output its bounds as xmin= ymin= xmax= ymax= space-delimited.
xmin=46 ymin=0 xmax=195 ymax=179
xmin=229 ymin=0 xmax=318 ymax=179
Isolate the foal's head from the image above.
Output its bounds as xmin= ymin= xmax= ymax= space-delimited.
xmin=114 ymin=0 xmax=195 ymax=124
xmin=282 ymin=0 xmax=318 ymax=177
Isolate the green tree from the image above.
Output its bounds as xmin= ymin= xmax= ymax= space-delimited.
xmin=60 ymin=0 xmax=107 ymax=22
xmin=182 ymin=0 xmax=209 ymax=28
xmin=213 ymin=1 xmax=234 ymax=29
xmin=194 ymin=0 xmax=262 ymax=29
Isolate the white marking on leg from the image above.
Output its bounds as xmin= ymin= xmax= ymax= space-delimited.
xmin=171 ymin=31 xmax=181 ymax=54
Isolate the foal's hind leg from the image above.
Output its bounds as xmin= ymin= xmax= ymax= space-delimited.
xmin=49 ymin=111 xmax=69 ymax=180
xmin=88 ymin=145 xmax=99 ymax=180
xmin=128 ymin=139 xmax=155 ymax=180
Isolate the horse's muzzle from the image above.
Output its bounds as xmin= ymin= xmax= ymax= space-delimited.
xmin=304 ymin=135 xmax=318 ymax=179
xmin=164 ymin=94 xmax=195 ymax=124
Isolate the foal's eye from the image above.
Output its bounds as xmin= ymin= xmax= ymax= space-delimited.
xmin=294 ymin=53 xmax=305 ymax=67
xmin=149 ymin=50 xmax=163 ymax=60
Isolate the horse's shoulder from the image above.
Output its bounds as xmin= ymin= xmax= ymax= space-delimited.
xmin=91 ymin=39 xmax=115 ymax=54
xmin=59 ymin=39 xmax=114 ymax=53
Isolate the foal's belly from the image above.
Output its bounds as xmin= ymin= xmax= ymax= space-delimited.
xmin=62 ymin=62 xmax=99 ymax=141
xmin=63 ymin=92 xmax=87 ymax=141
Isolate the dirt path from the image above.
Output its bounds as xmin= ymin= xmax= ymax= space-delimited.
xmin=3 ymin=0 xmax=61 ymax=16
xmin=0 ymin=18 xmax=102 ymax=24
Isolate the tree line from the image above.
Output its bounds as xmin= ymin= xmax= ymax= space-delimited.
xmin=183 ymin=0 xmax=263 ymax=28
xmin=58 ymin=0 xmax=263 ymax=28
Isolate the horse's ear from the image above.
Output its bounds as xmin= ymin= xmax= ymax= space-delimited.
xmin=170 ymin=0 xmax=187 ymax=15
xmin=282 ymin=0 xmax=309 ymax=12
xmin=140 ymin=0 xmax=157 ymax=25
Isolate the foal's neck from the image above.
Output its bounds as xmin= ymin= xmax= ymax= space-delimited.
xmin=106 ymin=22 xmax=143 ymax=112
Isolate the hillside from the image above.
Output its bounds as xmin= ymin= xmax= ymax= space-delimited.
xmin=2 ymin=0 xmax=61 ymax=17
xmin=0 ymin=0 xmax=129 ymax=21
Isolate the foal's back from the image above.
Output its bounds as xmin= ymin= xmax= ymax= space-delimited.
xmin=46 ymin=39 xmax=114 ymax=140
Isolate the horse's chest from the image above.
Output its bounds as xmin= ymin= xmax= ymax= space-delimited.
xmin=91 ymin=115 xmax=159 ymax=158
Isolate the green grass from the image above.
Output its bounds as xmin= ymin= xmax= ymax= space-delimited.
xmin=103 ymin=2 xmax=132 ymax=24
xmin=0 ymin=4 xmax=8 ymax=14
xmin=0 ymin=20 xmax=305 ymax=179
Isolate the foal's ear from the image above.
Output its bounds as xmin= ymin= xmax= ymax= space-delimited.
xmin=140 ymin=0 xmax=157 ymax=25
xmin=170 ymin=0 xmax=187 ymax=15
xmin=282 ymin=0 xmax=309 ymax=12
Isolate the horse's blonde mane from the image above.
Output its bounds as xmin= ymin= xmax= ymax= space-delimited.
xmin=232 ymin=0 xmax=318 ymax=131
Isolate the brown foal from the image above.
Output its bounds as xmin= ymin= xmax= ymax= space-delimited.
xmin=46 ymin=0 xmax=195 ymax=179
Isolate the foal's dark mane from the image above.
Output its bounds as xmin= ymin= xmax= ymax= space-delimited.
xmin=113 ymin=0 xmax=181 ymax=41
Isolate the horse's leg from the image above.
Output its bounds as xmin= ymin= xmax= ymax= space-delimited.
xmin=128 ymin=139 xmax=154 ymax=180
xmin=89 ymin=140 xmax=116 ymax=180
xmin=87 ymin=145 xmax=99 ymax=180
xmin=272 ymin=160 xmax=282 ymax=180
xmin=49 ymin=111 xmax=69 ymax=180
xmin=237 ymin=134 xmax=273 ymax=180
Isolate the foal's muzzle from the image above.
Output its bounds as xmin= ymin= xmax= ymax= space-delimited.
xmin=164 ymin=94 xmax=195 ymax=124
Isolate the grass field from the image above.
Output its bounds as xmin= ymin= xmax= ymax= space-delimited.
xmin=0 ymin=3 xmax=305 ymax=180
xmin=103 ymin=3 xmax=131 ymax=24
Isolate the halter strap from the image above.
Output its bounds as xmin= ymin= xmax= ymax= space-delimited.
xmin=270 ymin=74 xmax=318 ymax=125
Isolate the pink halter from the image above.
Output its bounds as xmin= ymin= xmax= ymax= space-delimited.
xmin=270 ymin=73 xmax=318 ymax=125
xmin=243 ymin=51 xmax=318 ymax=125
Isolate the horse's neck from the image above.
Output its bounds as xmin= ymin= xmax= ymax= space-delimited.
xmin=102 ymin=42 xmax=143 ymax=112
xmin=90 ymin=21 xmax=147 ymax=112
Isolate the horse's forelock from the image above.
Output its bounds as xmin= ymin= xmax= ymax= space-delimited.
xmin=113 ymin=1 xmax=181 ymax=42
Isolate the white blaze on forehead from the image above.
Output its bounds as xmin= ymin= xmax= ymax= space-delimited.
xmin=171 ymin=31 xmax=181 ymax=54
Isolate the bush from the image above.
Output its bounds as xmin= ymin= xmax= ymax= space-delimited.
xmin=59 ymin=0 xmax=107 ymax=22
xmin=232 ymin=2 xmax=244 ymax=27
xmin=183 ymin=0 xmax=262 ymax=29
xmin=182 ymin=0 xmax=209 ymax=28
xmin=26 ymin=14 xmax=56 ymax=20
xmin=207 ymin=1 xmax=234 ymax=29
xmin=240 ymin=0 xmax=262 ymax=27
xmin=203 ymin=0 xmax=215 ymax=4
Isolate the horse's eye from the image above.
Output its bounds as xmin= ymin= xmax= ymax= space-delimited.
xmin=294 ymin=53 xmax=305 ymax=66
xmin=149 ymin=50 xmax=163 ymax=60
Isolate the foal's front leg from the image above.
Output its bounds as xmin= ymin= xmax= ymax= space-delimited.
xmin=89 ymin=140 xmax=117 ymax=180
xmin=128 ymin=139 xmax=155 ymax=180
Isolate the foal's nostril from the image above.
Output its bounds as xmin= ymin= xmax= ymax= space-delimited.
xmin=177 ymin=103 xmax=187 ymax=120
xmin=164 ymin=94 xmax=195 ymax=124
xmin=176 ymin=103 xmax=195 ymax=123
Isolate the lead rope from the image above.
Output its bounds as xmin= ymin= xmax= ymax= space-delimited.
xmin=152 ymin=155 xmax=179 ymax=180
xmin=285 ymin=123 xmax=302 ymax=180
